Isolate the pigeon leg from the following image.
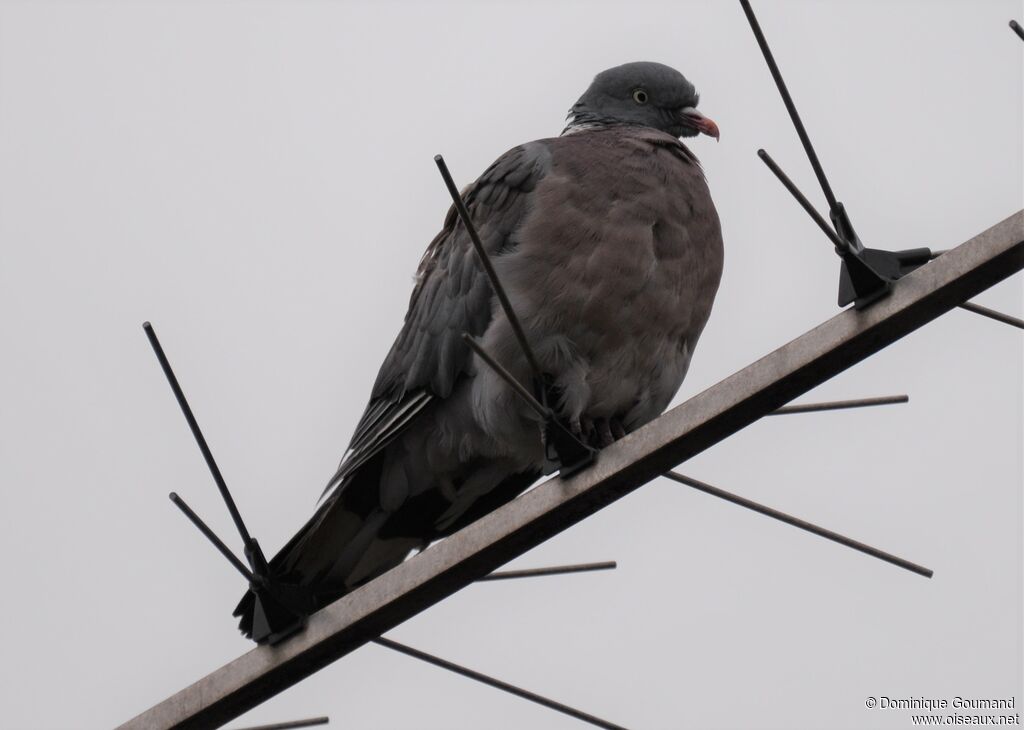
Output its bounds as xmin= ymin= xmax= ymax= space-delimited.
xmin=438 ymin=474 xmax=458 ymax=503
xmin=609 ymin=418 xmax=627 ymax=441
xmin=580 ymin=416 xmax=597 ymax=445
xmin=595 ymin=418 xmax=616 ymax=448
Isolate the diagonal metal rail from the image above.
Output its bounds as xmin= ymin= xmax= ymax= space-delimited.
xmin=465 ymin=332 xmax=929 ymax=576
xmin=119 ymin=210 xmax=1023 ymax=730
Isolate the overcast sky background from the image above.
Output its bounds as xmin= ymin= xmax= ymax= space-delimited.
xmin=0 ymin=1 xmax=1021 ymax=728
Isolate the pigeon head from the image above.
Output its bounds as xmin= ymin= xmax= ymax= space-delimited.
xmin=566 ymin=61 xmax=719 ymax=140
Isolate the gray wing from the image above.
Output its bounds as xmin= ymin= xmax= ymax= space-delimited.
xmin=322 ymin=141 xmax=552 ymax=500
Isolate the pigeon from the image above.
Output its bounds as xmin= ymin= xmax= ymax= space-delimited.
xmin=236 ymin=61 xmax=724 ymax=640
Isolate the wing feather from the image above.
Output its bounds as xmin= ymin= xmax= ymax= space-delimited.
xmin=321 ymin=141 xmax=552 ymax=502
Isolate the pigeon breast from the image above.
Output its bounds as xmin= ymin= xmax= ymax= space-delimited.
xmin=471 ymin=125 xmax=724 ymax=443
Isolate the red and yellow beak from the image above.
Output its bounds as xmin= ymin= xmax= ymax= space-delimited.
xmin=680 ymin=107 xmax=720 ymax=141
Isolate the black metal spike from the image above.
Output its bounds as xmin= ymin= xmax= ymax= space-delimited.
xmin=739 ymin=1 xmax=900 ymax=308
xmin=435 ymin=155 xmax=595 ymax=475
xmin=742 ymin=3 xmax=1006 ymax=311
xmin=145 ymin=321 xmax=309 ymax=644
xmin=462 ymin=334 xmax=595 ymax=476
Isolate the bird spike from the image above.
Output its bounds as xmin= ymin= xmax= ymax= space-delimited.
xmin=958 ymin=301 xmax=1024 ymax=330
xmin=1011 ymin=19 xmax=1024 ymax=41
xmin=373 ymin=637 xmax=628 ymax=730
xmin=168 ymin=492 xmax=255 ymax=583
xmin=469 ymin=317 xmax=931 ymax=575
xmin=479 ymin=561 xmax=617 ymax=581
xmin=739 ymin=1 xmax=902 ymax=307
xmin=144 ymin=321 xmax=307 ymax=644
xmin=746 ymin=10 xmax=1023 ymax=325
xmin=739 ymin=0 xmax=839 ymax=215
xmin=462 ymin=333 xmax=596 ymax=476
xmin=757 ymin=149 xmax=847 ymax=253
xmin=143 ymin=321 xmax=256 ymax=551
xmin=756 ymin=152 xmax=1023 ymax=326
xmin=664 ymin=472 xmax=933 ymax=578
xmin=769 ymin=394 xmax=909 ymax=416
xmin=434 ymin=155 xmax=545 ymax=392
xmin=231 ymin=716 xmax=330 ymax=730
xmin=436 ymin=159 xmax=598 ymax=471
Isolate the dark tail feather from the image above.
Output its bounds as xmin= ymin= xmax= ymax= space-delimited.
xmin=432 ymin=469 xmax=540 ymax=538
xmin=233 ymin=463 xmax=541 ymax=642
xmin=234 ymin=457 xmax=422 ymax=641
xmin=233 ymin=589 xmax=258 ymax=638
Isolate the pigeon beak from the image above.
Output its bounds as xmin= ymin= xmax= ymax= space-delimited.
xmin=679 ymin=107 xmax=720 ymax=141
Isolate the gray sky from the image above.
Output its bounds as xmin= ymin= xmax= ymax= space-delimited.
xmin=0 ymin=1 xmax=1021 ymax=728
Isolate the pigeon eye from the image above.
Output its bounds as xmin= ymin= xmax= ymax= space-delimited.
xmin=632 ymin=89 xmax=648 ymax=104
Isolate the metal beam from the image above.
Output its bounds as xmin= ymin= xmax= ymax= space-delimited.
xmin=119 ymin=210 xmax=1024 ymax=730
